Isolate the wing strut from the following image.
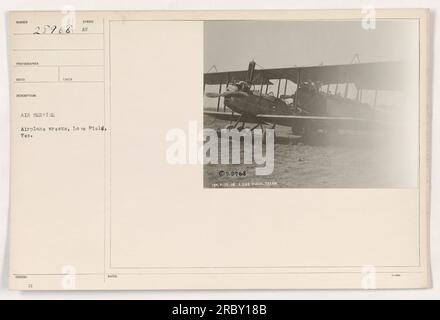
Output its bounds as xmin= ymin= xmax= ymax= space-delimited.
xmin=295 ymin=69 xmax=301 ymax=107
xmin=216 ymin=80 xmax=222 ymax=112
xmin=276 ymin=79 xmax=281 ymax=98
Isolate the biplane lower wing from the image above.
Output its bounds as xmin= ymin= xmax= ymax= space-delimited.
xmin=203 ymin=111 xmax=263 ymax=124
xmin=204 ymin=111 xmax=391 ymax=131
xmin=256 ymin=114 xmax=405 ymax=130
xmin=256 ymin=114 xmax=391 ymax=130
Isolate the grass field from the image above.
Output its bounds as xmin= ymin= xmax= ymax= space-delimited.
xmin=203 ymin=116 xmax=416 ymax=188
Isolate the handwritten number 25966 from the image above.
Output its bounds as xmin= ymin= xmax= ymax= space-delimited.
xmin=33 ymin=24 xmax=73 ymax=34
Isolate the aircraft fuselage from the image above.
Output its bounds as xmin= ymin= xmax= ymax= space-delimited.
xmin=224 ymin=92 xmax=293 ymax=121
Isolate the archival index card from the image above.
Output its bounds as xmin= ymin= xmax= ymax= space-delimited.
xmin=8 ymin=9 xmax=431 ymax=290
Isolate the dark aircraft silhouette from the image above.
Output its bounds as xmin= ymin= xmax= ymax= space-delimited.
xmin=204 ymin=60 xmax=408 ymax=143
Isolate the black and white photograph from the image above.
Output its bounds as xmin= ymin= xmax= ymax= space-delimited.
xmin=203 ymin=20 xmax=419 ymax=188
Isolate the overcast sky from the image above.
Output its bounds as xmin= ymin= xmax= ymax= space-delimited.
xmin=204 ymin=20 xmax=418 ymax=72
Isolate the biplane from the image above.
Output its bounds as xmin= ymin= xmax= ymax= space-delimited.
xmin=204 ymin=60 xmax=409 ymax=143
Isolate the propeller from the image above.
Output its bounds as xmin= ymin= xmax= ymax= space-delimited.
xmin=205 ymin=60 xmax=256 ymax=99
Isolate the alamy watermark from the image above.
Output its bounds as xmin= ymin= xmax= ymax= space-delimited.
xmin=361 ymin=6 xmax=376 ymax=30
xmin=61 ymin=265 xmax=76 ymax=290
xmin=361 ymin=265 xmax=377 ymax=289
xmin=166 ymin=121 xmax=275 ymax=175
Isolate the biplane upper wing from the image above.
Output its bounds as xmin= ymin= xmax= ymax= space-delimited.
xmin=204 ymin=61 xmax=408 ymax=91
xmin=204 ymin=70 xmax=273 ymax=85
